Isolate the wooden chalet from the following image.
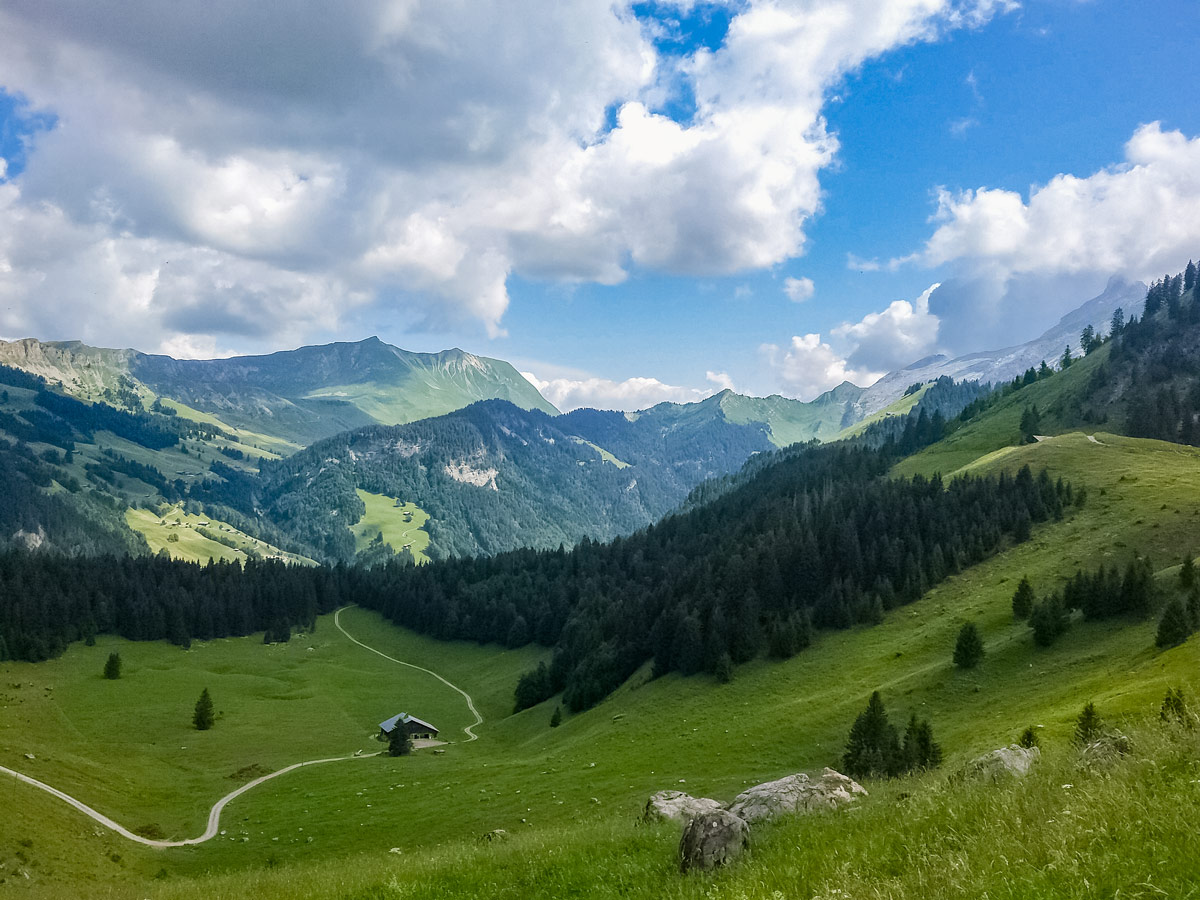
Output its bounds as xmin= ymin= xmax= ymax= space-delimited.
xmin=379 ymin=712 xmax=439 ymax=741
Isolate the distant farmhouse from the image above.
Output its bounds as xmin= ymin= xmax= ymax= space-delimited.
xmin=379 ymin=712 xmax=439 ymax=741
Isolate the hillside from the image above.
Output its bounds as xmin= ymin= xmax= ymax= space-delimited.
xmin=236 ymin=399 xmax=775 ymax=560
xmin=0 ymin=336 xmax=558 ymax=446
xmin=2 ymin=423 xmax=1198 ymax=896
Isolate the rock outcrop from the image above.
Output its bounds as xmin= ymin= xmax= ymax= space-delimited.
xmin=961 ymin=744 xmax=1040 ymax=781
xmin=726 ymin=768 xmax=867 ymax=824
xmin=678 ymin=810 xmax=750 ymax=873
xmin=643 ymin=790 xmax=724 ymax=825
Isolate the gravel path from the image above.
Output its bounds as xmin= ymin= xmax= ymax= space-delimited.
xmin=334 ymin=604 xmax=482 ymax=741
xmin=0 ymin=605 xmax=479 ymax=846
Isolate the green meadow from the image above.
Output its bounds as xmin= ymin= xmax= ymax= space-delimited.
xmin=126 ymin=505 xmax=315 ymax=565
xmin=4 ymin=417 xmax=1200 ymax=897
xmin=351 ymin=490 xmax=432 ymax=564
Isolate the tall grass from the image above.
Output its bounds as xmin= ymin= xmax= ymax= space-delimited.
xmin=116 ymin=716 xmax=1200 ymax=900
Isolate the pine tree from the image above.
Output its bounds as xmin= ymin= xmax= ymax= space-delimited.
xmin=1073 ymin=701 xmax=1103 ymax=746
xmin=1030 ymin=595 xmax=1069 ymax=647
xmin=902 ymin=714 xmax=943 ymax=771
xmin=550 ymin=706 xmax=562 ymax=728
xmin=1110 ymin=307 xmax=1125 ymax=338
xmin=1017 ymin=726 xmax=1040 ymax=749
xmin=388 ymin=721 xmax=413 ymax=756
xmin=952 ymin=621 xmax=984 ymax=669
xmin=1180 ymin=555 xmax=1196 ymax=591
xmin=1155 ymin=598 xmax=1193 ymax=648
xmin=103 ymin=651 xmax=122 ymax=680
xmin=1080 ymin=324 xmax=1097 ymax=354
xmin=1012 ymin=576 xmax=1035 ymax=620
xmin=1060 ymin=345 xmax=1073 ymax=369
xmin=843 ymin=691 xmax=902 ymax=779
xmin=192 ymin=687 xmax=215 ymax=731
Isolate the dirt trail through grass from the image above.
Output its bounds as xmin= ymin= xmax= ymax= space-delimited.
xmin=0 ymin=754 xmax=379 ymax=848
xmin=0 ymin=606 xmax=480 ymax=847
xmin=333 ymin=605 xmax=482 ymax=741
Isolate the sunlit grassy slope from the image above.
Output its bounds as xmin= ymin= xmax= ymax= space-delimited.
xmin=5 ymin=395 xmax=1200 ymax=898
xmin=125 ymin=506 xmax=315 ymax=565
xmin=350 ymin=490 xmax=432 ymax=563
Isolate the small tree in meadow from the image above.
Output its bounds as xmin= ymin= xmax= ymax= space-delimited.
xmin=1180 ymin=555 xmax=1196 ymax=591
xmin=843 ymin=691 xmax=902 ymax=779
xmin=953 ymin=622 xmax=984 ymax=669
xmin=1012 ymin=576 xmax=1035 ymax=620
xmin=550 ymin=706 xmax=562 ymax=728
xmin=1156 ymin=598 xmax=1193 ymax=648
xmin=902 ymin=714 xmax=943 ymax=771
xmin=103 ymin=651 xmax=122 ymax=680
xmin=1018 ymin=726 xmax=1040 ymax=749
xmin=1073 ymin=702 xmax=1103 ymax=746
xmin=193 ymin=688 xmax=215 ymax=731
xmin=388 ymin=723 xmax=412 ymax=757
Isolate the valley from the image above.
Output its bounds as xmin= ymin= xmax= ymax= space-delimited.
xmin=0 ymin=272 xmax=1198 ymax=900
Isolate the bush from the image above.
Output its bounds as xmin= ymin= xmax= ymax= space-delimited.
xmin=1018 ymin=726 xmax=1040 ymax=749
xmin=103 ymin=651 xmax=122 ymax=680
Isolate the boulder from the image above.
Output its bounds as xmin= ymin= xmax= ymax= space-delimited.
xmin=678 ymin=810 xmax=750 ymax=873
xmin=961 ymin=744 xmax=1040 ymax=781
xmin=479 ymin=829 xmax=508 ymax=842
xmin=643 ymin=790 xmax=724 ymax=825
xmin=726 ymin=768 xmax=867 ymax=824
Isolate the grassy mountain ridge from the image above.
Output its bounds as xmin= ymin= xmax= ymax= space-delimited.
xmin=0 ymin=336 xmax=559 ymax=446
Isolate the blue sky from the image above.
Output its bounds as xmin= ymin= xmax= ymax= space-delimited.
xmin=1 ymin=1 xmax=1199 ymax=409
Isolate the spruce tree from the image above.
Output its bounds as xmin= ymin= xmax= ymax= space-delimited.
xmin=549 ymin=706 xmax=562 ymax=728
xmin=902 ymin=714 xmax=943 ymax=771
xmin=1029 ymin=595 xmax=1069 ymax=647
xmin=103 ymin=651 xmax=122 ymax=680
xmin=953 ymin=621 xmax=984 ymax=669
xmin=388 ymin=722 xmax=413 ymax=756
xmin=192 ymin=687 xmax=215 ymax=731
xmin=1012 ymin=576 xmax=1035 ymax=620
xmin=1017 ymin=726 xmax=1040 ymax=749
xmin=1155 ymin=598 xmax=1193 ymax=648
xmin=843 ymin=691 xmax=902 ymax=779
xmin=1073 ymin=701 xmax=1103 ymax=746
xmin=1180 ymin=555 xmax=1196 ymax=591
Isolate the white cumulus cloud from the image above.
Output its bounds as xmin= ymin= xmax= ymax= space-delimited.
xmin=763 ymin=283 xmax=942 ymax=399
xmin=0 ymin=0 xmax=1014 ymax=353
xmin=522 ymin=370 xmax=714 ymax=412
xmin=784 ymin=276 xmax=815 ymax=302
xmin=894 ymin=122 xmax=1200 ymax=351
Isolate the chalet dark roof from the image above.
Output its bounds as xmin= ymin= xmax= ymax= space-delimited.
xmin=379 ymin=712 xmax=439 ymax=734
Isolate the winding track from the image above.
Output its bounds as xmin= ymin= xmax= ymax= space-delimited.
xmin=0 ymin=604 xmax=482 ymax=846
xmin=333 ymin=604 xmax=482 ymax=741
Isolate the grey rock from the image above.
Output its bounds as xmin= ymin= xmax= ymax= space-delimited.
xmin=678 ymin=810 xmax=750 ymax=873
xmin=643 ymin=790 xmax=724 ymax=825
xmin=961 ymin=744 xmax=1040 ymax=781
xmin=727 ymin=768 xmax=867 ymax=824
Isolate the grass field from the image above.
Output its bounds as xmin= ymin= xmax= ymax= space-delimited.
xmin=5 ymin=411 xmax=1200 ymax=897
xmin=125 ymin=506 xmax=315 ymax=565
xmin=350 ymin=491 xmax=432 ymax=563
